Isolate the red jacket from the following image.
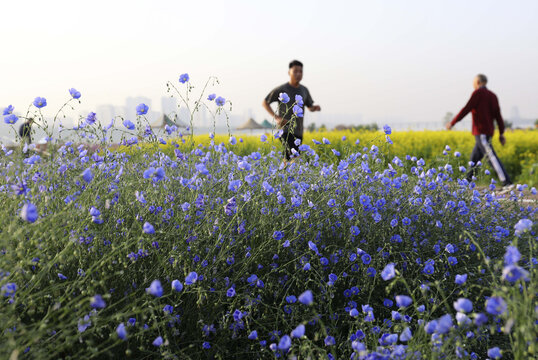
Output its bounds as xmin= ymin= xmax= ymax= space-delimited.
xmin=451 ymin=86 xmax=505 ymax=136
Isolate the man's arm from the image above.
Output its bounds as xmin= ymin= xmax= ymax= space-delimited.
xmin=447 ymin=91 xmax=479 ymax=130
xmin=262 ymin=100 xmax=284 ymax=126
xmin=305 ymin=88 xmax=319 ymax=112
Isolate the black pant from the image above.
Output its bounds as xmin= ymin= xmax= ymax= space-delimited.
xmin=280 ymin=132 xmax=302 ymax=160
xmin=466 ymin=135 xmax=511 ymax=185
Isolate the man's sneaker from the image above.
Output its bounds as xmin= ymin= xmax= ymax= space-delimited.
xmin=498 ymin=184 xmax=515 ymax=195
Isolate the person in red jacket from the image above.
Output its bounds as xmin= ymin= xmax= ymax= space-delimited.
xmin=447 ymin=74 xmax=513 ymax=189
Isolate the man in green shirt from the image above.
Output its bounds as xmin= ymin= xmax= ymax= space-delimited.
xmin=263 ymin=60 xmax=321 ymax=160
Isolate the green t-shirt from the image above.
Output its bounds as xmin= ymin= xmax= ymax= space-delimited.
xmin=265 ymin=82 xmax=314 ymax=136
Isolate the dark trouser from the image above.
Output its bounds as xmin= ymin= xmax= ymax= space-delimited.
xmin=466 ymin=134 xmax=511 ymax=185
xmin=22 ymin=136 xmax=31 ymax=158
xmin=280 ymin=132 xmax=302 ymax=160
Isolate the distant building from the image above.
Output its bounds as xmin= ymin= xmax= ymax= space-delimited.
xmin=96 ymin=104 xmax=117 ymax=124
xmin=161 ymin=96 xmax=177 ymax=116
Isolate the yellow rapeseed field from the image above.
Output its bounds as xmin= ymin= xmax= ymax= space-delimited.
xmin=129 ymin=129 xmax=538 ymax=185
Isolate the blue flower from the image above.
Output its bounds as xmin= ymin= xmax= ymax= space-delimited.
xmin=248 ymin=330 xmax=258 ymax=340
xmin=324 ymin=336 xmax=335 ymax=346
xmin=146 ymin=280 xmax=163 ymax=297
xmin=279 ymin=92 xmax=290 ymax=104
xmin=136 ymin=103 xmax=149 ymax=115
xmin=78 ymin=315 xmax=91 ymax=333
xmin=487 ymin=347 xmax=502 ymax=359
xmin=399 ymin=327 xmax=412 ymax=342
xmin=295 ymin=94 xmax=304 ymax=106
xmin=143 ymin=167 xmax=155 ymax=179
xmin=207 ymin=93 xmax=216 ymax=101
xmin=152 ymin=336 xmax=163 ymax=347
xmin=421 ymin=260 xmax=434 ymax=274
xmin=1 ymin=283 xmax=17 ymax=298
xmin=3 ymin=105 xmax=14 ymax=115
xmin=153 ymin=167 xmax=165 ymax=182
xmin=172 ymin=279 xmax=183 ymax=292
xmin=361 ymin=254 xmax=371 ymax=265
xmin=179 ymin=73 xmax=189 ymax=83
xmin=293 ymin=104 xmax=303 ymax=117
xmin=260 ymin=134 xmax=267 ymax=142
xmin=143 ymin=222 xmax=155 ymax=234
xmin=514 ymin=219 xmax=532 ymax=237
xmin=291 ymin=324 xmax=305 ymax=338
xmin=349 ymin=308 xmax=359 ymax=317
xmin=216 ymin=96 xmax=226 ymax=107
xmin=383 ymin=124 xmax=392 ymax=135
xmin=123 ymin=119 xmax=135 ymax=130
xmin=328 ymin=273 xmax=338 ymax=286
xmin=58 ymin=273 xmax=67 ymax=280
xmin=273 ymin=231 xmax=284 ymax=241
xmin=90 ymin=294 xmax=106 ymax=309
xmin=350 ymin=226 xmax=360 ymax=236
xmin=504 ymin=246 xmax=521 ymax=265
xmin=116 ymin=323 xmax=127 ymax=340
xmin=33 ymin=97 xmax=47 ymax=108
xmin=381 ymin=263 xmax=396 ymax=281
xmin=502 ymin=264 xmax=530 ymax=283
xmin=226 ymin=287 xmax=236 ymax=297
xmin=453 ymin=298 xmax=473 ymax=313
xmin=4 ymin=114 xmax=18 ymax=124
xmin=286 ymin=295 xmax=297 ymax=303
xmin=69 ymin=88 xmax=81 ymax=99
xmin=455 ymin=274 xmax=467 ymax=284
xmin=299 ymin=290 xmax=313 ymax=305
xmin=395 ymin=295 xmax=412 ymax=308
xmin=20 ymin=203 xmax=38 ymax=223
xmin=435 ymin=314 xmax=453 ymax=334
xmin=85 ymin=112 xmax=97 ymax=125
xmin=229 ymin=136 xmax=237 ymax=145
xmin=308 ymin=241 xmax=319 ymax=255
xmin=185 ymin=272 xmax=198 ymax=285
xmin=278 ymin=334 xmax=291 ymax=351
xmin=81 ymin=168 xmax=93 ymax=183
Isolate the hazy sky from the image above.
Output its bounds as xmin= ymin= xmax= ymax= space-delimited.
xmin=1 ymin=0 xmax=537 ymax=129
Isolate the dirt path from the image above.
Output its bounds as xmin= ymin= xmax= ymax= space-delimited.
xmin=476 ymin=186 xmax=538 ymax=204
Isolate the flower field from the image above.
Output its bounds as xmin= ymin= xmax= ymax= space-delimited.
xmin=1 ymin=82 xmax=537 ymax=360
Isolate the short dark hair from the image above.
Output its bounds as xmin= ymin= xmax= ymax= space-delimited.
xmin=476 ymin=74 xmax=488 ymax=84
xmin=289 ymin=60 xmax=303 ymax=69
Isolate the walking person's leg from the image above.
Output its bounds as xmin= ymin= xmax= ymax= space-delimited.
xmin=465 ymin=135 xmax=484 ymax=182
xmin=280 ymin=132 xmax=294 ymax=161
xmin=479 ymin=135 xmax=512 ymax=186
xmin=279 ymin=132 xmax=302 ymax=162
